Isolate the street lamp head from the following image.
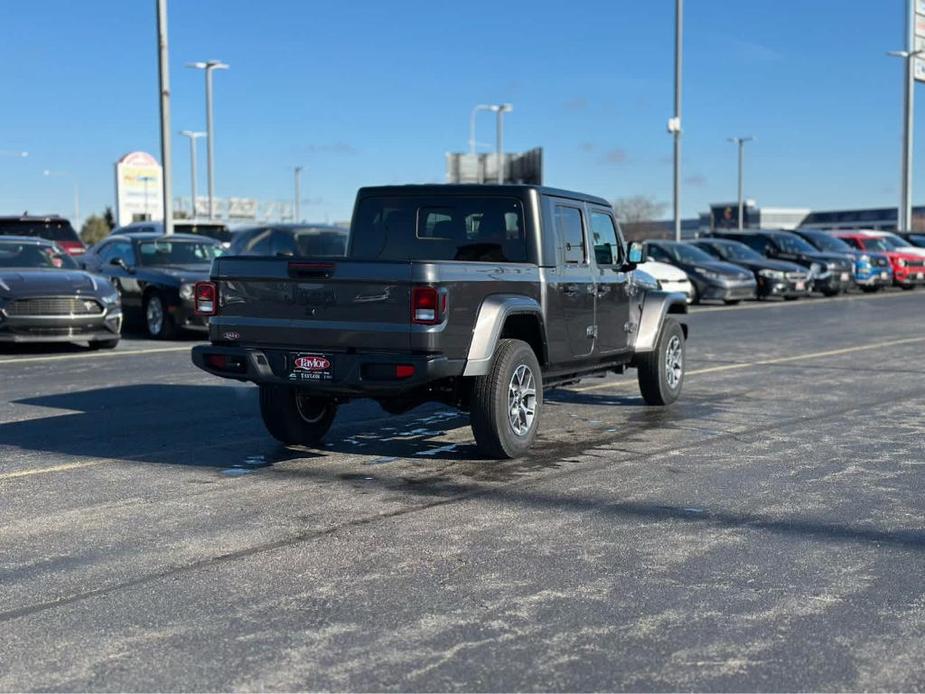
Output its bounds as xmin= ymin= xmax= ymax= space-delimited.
xmin=186 ymin=60 xmax=229 ymax=71
xmin=499 ymin=103 xmax=513 ymax=113
xmin=179 ymin=130 xmax=207 ymax=138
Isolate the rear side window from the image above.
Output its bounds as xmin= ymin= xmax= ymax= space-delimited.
xmin=555 ymin=205 xmax=585 ymax=264
xmin=351 ymin=196 xmax=528 ymax=263
xmin=589 ymin=211 xmax=620 ymax=266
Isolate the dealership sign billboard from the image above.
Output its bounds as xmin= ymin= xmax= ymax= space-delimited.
xmin=114 ymin=151 xmax=163 ymax=226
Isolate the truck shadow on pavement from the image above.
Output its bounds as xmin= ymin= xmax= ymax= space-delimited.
xmin=3 ymin=382 xmax=692 ymax=469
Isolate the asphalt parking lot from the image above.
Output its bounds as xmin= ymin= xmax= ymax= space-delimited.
xmin=2 ymin=290 xmax=925 ymax=691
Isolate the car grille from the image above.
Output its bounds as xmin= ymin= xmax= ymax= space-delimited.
xmin=786 ymin=272 xmax=808 ymax=281
xmin=5 ymin=297 xmax=104 ymax=317
xmin=906 ymin=258 xmax=925 ymax=268
xmin=11 ymin=326 xmax=98 ymax=336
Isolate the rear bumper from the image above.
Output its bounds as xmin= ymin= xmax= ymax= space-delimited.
xmin=192 ymin=344 xmax=466 ymax=397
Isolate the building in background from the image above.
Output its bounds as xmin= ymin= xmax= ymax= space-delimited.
xmin=114 ymin=151 xmax=163 ymax=226
xmin=445 ymin=147 xmax=543 ymax=184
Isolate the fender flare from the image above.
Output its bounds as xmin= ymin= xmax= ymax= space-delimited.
xmin=633 ymin=290 xmax=688 ymax=353
xmin=462 ymin=294 xmax=544 ymax=376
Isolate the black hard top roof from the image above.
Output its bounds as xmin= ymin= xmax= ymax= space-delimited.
xmin=356 ymin=184 xmax=611 ymax=208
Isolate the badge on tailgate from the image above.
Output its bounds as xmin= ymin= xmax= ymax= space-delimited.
xmin=289 ymin=353 xmax=333 ymax=381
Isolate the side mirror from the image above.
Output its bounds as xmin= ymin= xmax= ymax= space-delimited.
xmin=110 ymin=257 xmax=133 ymax=273
xmin=623 ymin=242 xmax=646 ymax=270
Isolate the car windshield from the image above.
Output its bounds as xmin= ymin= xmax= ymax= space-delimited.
xmin=856 ymin=236 xmax=892 ymax=252
xmin=0 ymin=242 xmax=78 ymax=269
xmin=803 ymin=233 xmax=851 ymax=253
xmin=877 ymin=233 xmax=914 ymax=250
xmin=137 ymin=240 xmax=221 ymax=266
xmin=0 ymin=219 xmax=79 ymax=242
xmin=715 ymin=241 xmax=763 ymax=261
xmin=669 ymin=243 xmax=716 ymax=264
xmin=774 ymin=233 xmax=817 ymax=254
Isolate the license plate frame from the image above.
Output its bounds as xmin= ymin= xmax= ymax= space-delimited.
xmin=288 ymin=352 xmax=334 ymax=382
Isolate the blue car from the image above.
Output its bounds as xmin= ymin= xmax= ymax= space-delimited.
xmin=794 ymin=228 xmax=893 ymax=292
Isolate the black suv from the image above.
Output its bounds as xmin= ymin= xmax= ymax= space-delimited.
xmin=0 ymin=215 xmax=85 ymax=256
xmin=709 ymin=229 xmax=854 ymax=296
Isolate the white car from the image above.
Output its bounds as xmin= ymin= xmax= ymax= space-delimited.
xmin=855 ymin=230 xmax=925 ymax=258
xmin=635 ymin=260 xmax=694 ymax=303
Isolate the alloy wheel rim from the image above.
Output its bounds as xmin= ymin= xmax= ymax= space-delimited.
xmin=508 ymin=364 xmax=537 ymax=437
xmin=146 ymin=297 xmax=163 ymax=335
xmin=665 ymin=335 xmax=683 ymax=389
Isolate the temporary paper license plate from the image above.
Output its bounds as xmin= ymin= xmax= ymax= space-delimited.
xmin=840 ymin=272 xmax=850 ymax=282
xmin=795 ymin=281 xmax=806 ymax=291
xmin=881 ymin=272 xmax=889 ymax=279
xmin=289 ymin=353 xmax=333 ymax=382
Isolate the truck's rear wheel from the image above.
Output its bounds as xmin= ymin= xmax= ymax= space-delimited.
xmin=259 ymin=385 xmax=337 ymax=446
xmin=637 ymin=317 xmax=684 ymax=406
xmin=469 ymin=338 xmax=542 ymax=459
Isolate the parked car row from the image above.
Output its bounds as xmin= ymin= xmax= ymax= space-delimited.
xmin=636 ymin=227 xmax=925 ymax=304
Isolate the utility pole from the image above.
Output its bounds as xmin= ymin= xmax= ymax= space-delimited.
xmin=179 ymin=130 xmax=205 ymax=218
xmin=294 ymin=165 xmax=303 ymax=222
xmin=156 ymin=0 xmax=174 ymax=235
xmin=187 ymin=60 xmax=229 ymax=220
xmin=672 ymin=0 xmax=683 ymax=241
xmin=727 ymin=136 xmax=754 ymax=230
xmin=496 ymin=103 xmax=512 ymax=184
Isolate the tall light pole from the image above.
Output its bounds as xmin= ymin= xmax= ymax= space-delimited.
xmin=671 ymin=0 xmax=683 ymax=241
xmin=294 ymin=165 xmax=303 ymax=222
xmin=496 ymin=103 xmax=513 ymax=184
xmin=888 ymin=11 xmax=923 ymax=232
xmin=727 ymin=136 xmax=754 ymax=230
xmin=179 ymin=130 xmax=206 ymax=218
xmin=42 ymin=170 xmax=80 ymax=227
xmin=187 ymin=59 xmax=229 ymax=220
xmin=156 ymin=0 xmax=174 ymax=235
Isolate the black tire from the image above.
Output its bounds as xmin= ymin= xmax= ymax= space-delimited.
xmin=258 ymin=385 xmax=337 ymax=446
xmin=637 ymin=317 xmax=685 ymax=406
xmin=723 ymin=299 xmax=741 ymax=306
xmin=143 ymin=292 xmax=177 ymax=339
xmin=88 ymin=338 xmax=120 ymax=350
xmin=900 ymin=284 xmax=916 ymax=291
xmin=821 ymin=288 xmax=840 ymax=297
xmin=469 ymin=338 xmax=542 ymax=459
xmin=784 ymin=295 xmax=800 ymax=301
xmin=860 ymin=285 xmax=881 ymax=293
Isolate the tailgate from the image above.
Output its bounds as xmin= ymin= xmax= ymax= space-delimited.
xmin=210 ymin=257 xmax=413 ymax=351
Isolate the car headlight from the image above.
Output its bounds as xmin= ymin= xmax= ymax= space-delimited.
xmin=180 ymin=282 xmax=194 ymax=300
xmin=859 ymin=254 xmax=871 ymax=265
xmin=758 ymin=269 xmax=785 ymax=280
xmin=101 ymin=289 xmax=121 ymax=306
xmin=695 ymin=267 xmax=722 ymax=281
xmin=810 ymin=262 xmax=822 ymax=275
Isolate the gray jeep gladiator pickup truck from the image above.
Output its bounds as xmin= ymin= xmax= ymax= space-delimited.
xmin=191 ymin=185 xmax=688 ymax=458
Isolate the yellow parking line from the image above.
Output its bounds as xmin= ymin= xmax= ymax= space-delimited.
xmin=574 ymin=335 xmax=925 ymax=392
xmin=0 ymin=345 xmax=192 ymax=366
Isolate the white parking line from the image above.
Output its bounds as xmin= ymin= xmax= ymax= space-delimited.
xmin=0 ymin=345 xmax=193 ymax=366
xmin=574 ymin=335 xmax=925 ymax=392
xmin=693 ymin=289 xmax=919 ymax=313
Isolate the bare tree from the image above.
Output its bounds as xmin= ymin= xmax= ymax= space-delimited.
xmin=613 ymin=195 xmax=668 ymax=224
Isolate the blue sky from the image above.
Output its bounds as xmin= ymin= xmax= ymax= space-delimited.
xmin=0 ymin=1 xmax=914 ymax=225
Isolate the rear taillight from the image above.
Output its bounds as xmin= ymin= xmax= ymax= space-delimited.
xmin=194 ymin=281 xmax=217 ymax=315
xmin=411 ymin=286 xmax=447 ymax=325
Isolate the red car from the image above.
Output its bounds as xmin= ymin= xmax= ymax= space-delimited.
xmin=832 ymin=232 xmax=925 ymax=289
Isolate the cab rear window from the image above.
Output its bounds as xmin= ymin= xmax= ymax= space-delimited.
xmin=350 ymin=196 xmax=529 ymax=263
